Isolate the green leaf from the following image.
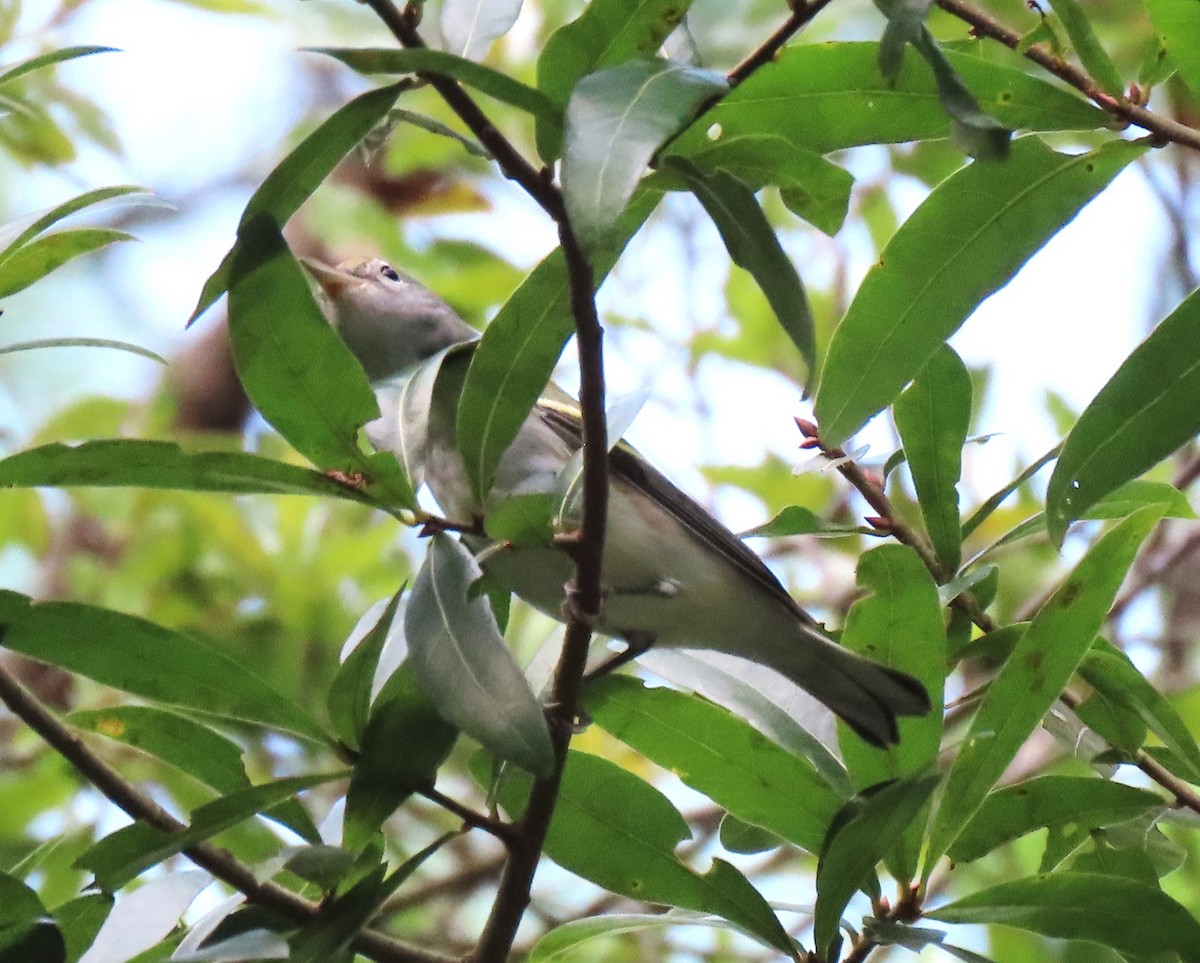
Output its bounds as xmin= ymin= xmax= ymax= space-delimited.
xmin=456 ymin=186 xmax=661 ymax=502
xmin=0 ymin=46 xmax=116 ymax=89
xmin=0 ymin=185 xmax=147 ymax=259
xmin=189 ymin=82 xmax=404 ymax=324
xmin=584 ymin=676 xmax=845 ymax=854
xmin=671 ymin=43 xmax=1107 ymax=157
xmin=909 ymin=30 xmax=1011 ymax=160
xmin=926 ymin=506 xmax=1163 ymax=871
xmin=53 ymin=894 xmax=111 ymax=963
xmin=484 ymin=493 xmax=559 ymax=546
xmin=928 ymin=873 xmax=1200 ymax=960
xmin=528 ymin=912 xmax=750 ymax=962
xmin=78 ymin=773 xmax=342 ymax=891
xmin=837 ymin=546 xmax=945 ymax=882
xmin=813 ymin=774 xmax=941 ymax=958
xmin=328 ymin=591 xmax=403 ymax=751
xmin=894 ymin=346 xmax=972 ymax=572
xmin=0 ymin=338 xmax=165 ymax=363
xmin=0 ymin=597 xmax=330 ymax=743
xmin=816 ymin=137 xmax=1145 ymax=445
xmin=668 ymin=133 xmax=854 ymax=236
xmin=66 ymin=706 xmax=251 ymax=797
xmin=440 ymin=0 xmax=523 ymax=60
xmin=406 ymin=534 xmax=553 ymax=776
xmin=663 ymin=157 xmax=815 ymax=377
xmin=310 ymin=48 xmax=558 ymax=123
xmin=1146 ymin=0 xmax=1200 ymax=95
xmin=719 ymin=814 xmax=783 ymax=855
xmin=1046 ymin=285 xmax=1200 ymax=542
xmin=637 ymin=649 xmax=852 ymax=793
xmin=537 ymin=0 xmax=695 ymax=158
xmin=1080 ymin=640 xmax=1200 ymax=782
xmin=0 ymin=440 xmax=375 ymax=502
xmin=1046 ymin=0 xmax=1125 ymax=98
xmin=343 ymin=662 xmax=458 ymax=851
xmin=961 ymin=443 xmax=1060 ymax=539
xmin=0 ymin=229 xmax=132 ymax=298
xmin=738 ymin=505 xmax=872 ymax=538
xmin=949 ymin=776 xmax=1164 ymax=863
xmin=876 ymin=0 xmax=935 ymax=82
xmin=66 ymin=706 xmax=322 ymax=843
xmin=562 ymin=58 xmax=725 ymax=250
xmin=289 ymin=834 xmax=450 ymax=960
xmin=479 ymin=750 xmax=795 ymax=956
xmin=226 ymin=217 xmax=415 ymax=508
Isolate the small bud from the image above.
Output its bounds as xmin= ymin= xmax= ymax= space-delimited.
xmin=794 ymin=416 xmax=819 ymax=438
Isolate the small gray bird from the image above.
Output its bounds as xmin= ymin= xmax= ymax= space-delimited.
xmin=304 ymin=256 xmax=930 ymax=747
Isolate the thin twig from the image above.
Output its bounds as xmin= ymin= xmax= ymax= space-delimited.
xmin=0 ymin=665 xmax=452 ymax=963
xmin=936 ymin=0 xmax=1200 ymax=153
xmin=420 ymin=786 xmax=515 ymax=842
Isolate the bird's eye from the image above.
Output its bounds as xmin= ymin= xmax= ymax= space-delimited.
xmin=379 ymin=264 xmax=401 ymax=282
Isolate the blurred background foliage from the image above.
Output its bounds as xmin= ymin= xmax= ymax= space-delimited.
xmin=2 ymin=0 xmax=1200 ymax=959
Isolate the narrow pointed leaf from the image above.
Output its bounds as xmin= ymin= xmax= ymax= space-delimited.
xmin=949 ymin=776 xmax=1164 ymax=863
xmin=1080 ymin=640 xmax=1200 ymax=783
xmin=1046 ymin=0 xmax=1125 ymax=98
xmin=1146 ymin=0 xmax=1200 ymax=95
xmin=78 ymin=774 xmax=341 ymax=891
xmin=562 ymin=58 xmax=725 ymax=250
xmin=478 ymin=750 xmax=795 ymax=956
xmin=0 ymin=596 xmax=330 ymax=743
xmin=0 ymin=229 xmax=132 ymax=298
xmin=671 ymin=43 xmax=1107 ymax=157
xmin=837 ymin=546 xmax=945 ymax=882
xmin=67 ymin=706 xmax=251 ymax=797
xmin=910 ymin=30 xmax=1010 ymax=159
xmin=226 ymin=218 xmax=415 ymax=508
xmin=78 ymin=872 xmax=208 ymax=963
xmin=328 ymin=591 xmax=403 ymax=751
xmin=814 ymin=774 xmax=941 ymax=957
xmin=584 ymin=675 xmax=845 ymax=854
xmin=310 ymin=48 xmax=557 ymax=122
xmin=0 ymin=338 xmax=164 ymax=363
xmin=664 ymin=157 xmax=814 ymax=376
xmin=456 ymin=187 xmax=661 ymax=501
xmin=537 ymin=0 xmax=695 ymax=158
xmin=529 ymin=912 xmax=748 ymax=962
xmin=0 ymin=185 xmax=147 ymax=260
xmin=668 ymin=133 xmax=854 ymax=236
xmin=406 ymin=534 xmax=553 ymax=775
xmin=440 ymin=0 xmax=524 ymax=61
xmin=189 ymin=82 xmax=404 ymax=324
xmin=928 ymin=873 xmax=1200 ymax=961
xmin=289 ymin=833 xmax=450 ymax=960
xmin=894 ymin=346 xmax=971 ymax=572
xmin=927 ymin=506 xmax=1163 ymax=870
xmin=343 ymin=662 xmax=458 ymax=850
xmin=0 ymin=46 xmax=116 ymax=89
xmin=1047 ymin=284 xmax=1200 ymax=542
xmin=816 ymin=137 xmax=1145 ymax=445
xmin=0 ymin=440 xmax=377 ymax=502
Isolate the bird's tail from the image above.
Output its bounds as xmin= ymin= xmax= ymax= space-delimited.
xmin=782 ymin=626 xmax=931 ymax=748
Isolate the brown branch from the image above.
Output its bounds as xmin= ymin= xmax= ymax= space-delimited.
xmin=935 ymin=0 xmax=1200 ymax=153
xmin=0 ymin=665 xmax=452 ymax=963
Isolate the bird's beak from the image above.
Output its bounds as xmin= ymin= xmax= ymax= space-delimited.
xmin=300 ymin=257 xmax=357 ymax=301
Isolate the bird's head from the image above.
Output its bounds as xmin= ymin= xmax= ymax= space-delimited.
xmin=302 ymin=256 xmax=478 ymax=382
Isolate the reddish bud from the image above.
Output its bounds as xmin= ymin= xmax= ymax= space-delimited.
xmin=794 ymin=416 xmax=819 ymax=438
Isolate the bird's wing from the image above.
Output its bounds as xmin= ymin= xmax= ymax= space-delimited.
xmin=535 ymin=399 xmax=817 ymax=627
